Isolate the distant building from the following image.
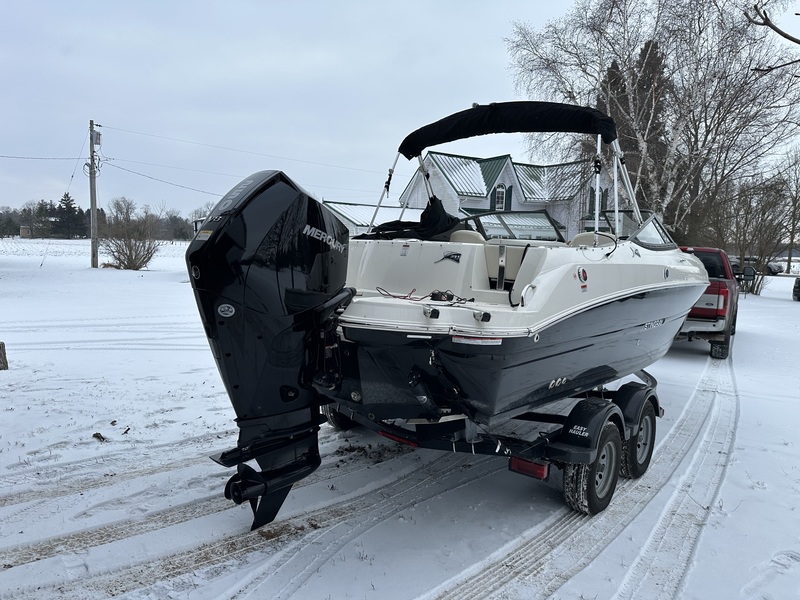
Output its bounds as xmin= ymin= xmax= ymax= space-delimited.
xmin=396 ymin=151 xmax=616 ymax=241
xmin=19 ymin=225 xmax=31 ymax=238
xmin=322 ymin=203 xmax=424 ymax=237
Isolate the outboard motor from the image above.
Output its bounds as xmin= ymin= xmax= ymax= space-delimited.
xmin=186 ymin=171 xmax=353 ymax=530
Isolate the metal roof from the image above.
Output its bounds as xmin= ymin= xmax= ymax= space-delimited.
xmin=478 ymin=156 xmax=508 ymax=191
xmin=429 ymin=153 xmax=488 ymax=196
xmin=323 ymin=202 xmax=424 ymax=227
xmin=514 ymin=161 xmax=588 ymax=202
xmin=426 ymin=151 xmax=588 ymax=203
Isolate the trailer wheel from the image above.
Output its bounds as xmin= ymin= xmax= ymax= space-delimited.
xmin=321 ymin=404 xmax=358 ymax=431
xmin=621 ymin=401 xmax=656 ymax=479
xmin=564 ymin=422 xmax=622 ymax=515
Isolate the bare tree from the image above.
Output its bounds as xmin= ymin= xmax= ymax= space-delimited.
xmin=100 ymin=197 xmax=163 ymax=270
xmin=730 ymin=176 xmax=789 ymax=292
xmin=781 ymin=148 xmax=800 ymax=273
xmin=745 ymin=1 xmax=800 ymax=73
xmin=189 ymin=201 xmax=216 ymax=223
xmin=507 ymin=0 xmax=800 ymax=240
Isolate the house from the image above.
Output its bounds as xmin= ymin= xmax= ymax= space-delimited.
xmin=322 ymin=202 xmax=424 ymax=237
xmin=397 ymin=151 xmax=615 ymax=241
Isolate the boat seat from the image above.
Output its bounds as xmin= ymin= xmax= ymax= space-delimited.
xmin=569 ymin=231 xmax=617 ymax=247
xmin=449 ymin=229 xmax=485 ymax=244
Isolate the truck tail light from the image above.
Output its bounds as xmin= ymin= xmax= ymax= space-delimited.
xmin=691 ymin=280 xmax=728 ymax=320
xmin=715 ymin=284 xmax=729 ymax=318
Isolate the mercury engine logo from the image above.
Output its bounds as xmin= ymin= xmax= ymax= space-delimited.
xmin=302 ymin=224 xmax=345 ymax=253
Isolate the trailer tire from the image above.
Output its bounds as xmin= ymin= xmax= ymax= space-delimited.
xmin=564 ymin=422 xmax=621 ymax=515
xmin=321 ymin=404 xmax=358 ymax=431
xmin=621 ymin=401 xmax=656 ymax=479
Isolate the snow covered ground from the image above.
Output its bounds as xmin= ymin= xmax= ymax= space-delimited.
xmin=1 ymin=237 xmax=798 ymax=600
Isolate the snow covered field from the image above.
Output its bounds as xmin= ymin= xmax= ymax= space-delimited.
xmin=1 ymin=237 xmax=799 ymax=599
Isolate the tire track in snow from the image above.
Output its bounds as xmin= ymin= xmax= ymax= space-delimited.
xmin=0 ymin=439 xmax=414 ymax=569
xmin=612 ymin=356 xmax=738 ymax=600
xmin=424 ymin=357 xmax=729 ymax=600
xmin=226 ymin=455 xmax=503 ymax=600
xmin=0 ymin=454 xmax=500 ymax=600
xmin=0 ymin=493 xmax=230 ymax=570
xmin=0 ymin=429 xmax=237 ymax=507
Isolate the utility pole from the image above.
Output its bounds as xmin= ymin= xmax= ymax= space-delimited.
xmin=89 ymin=120 xmax=98 ymax=268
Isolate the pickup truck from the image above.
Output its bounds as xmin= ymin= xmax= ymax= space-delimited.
xmin=677 ymin=247 xmax=740 ymax=359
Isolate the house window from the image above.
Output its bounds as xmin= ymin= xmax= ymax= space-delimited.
xmin=495 ymin=185 xmax=506 ymax=211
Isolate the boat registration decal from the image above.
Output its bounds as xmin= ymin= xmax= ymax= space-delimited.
xmin=643 ymin=318 xmax=666 ymax=330
xmin=452 ymin=336 xmax=502 ymax=346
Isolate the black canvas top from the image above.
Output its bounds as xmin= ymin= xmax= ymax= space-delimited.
xmin=397 ymin=101 xmax=617 ymax=159
xmin=354 ymin=195 xmax=460 ymax=241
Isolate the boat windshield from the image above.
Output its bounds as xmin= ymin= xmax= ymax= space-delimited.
xmin=600 ymin=210 xmax=676 ymax=249
xmin=599 ymin=210 xmax=647 ymax=238
xmin=631 ymin=216 xmax=677 ymax=249
xmin=457 ymin=210 xmax=566 ymax=242
xmin=602 ymin=210 xmax=678 ymax=250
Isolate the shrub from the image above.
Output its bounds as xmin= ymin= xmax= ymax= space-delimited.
xmin=99 ymin=197 xmax=163 ymax=270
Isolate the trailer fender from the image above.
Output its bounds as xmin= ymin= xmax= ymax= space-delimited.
xmin=612 ymin=382 xmax=660 ymax=440
xmin=545 ymin=397 xmax=625 ymax=464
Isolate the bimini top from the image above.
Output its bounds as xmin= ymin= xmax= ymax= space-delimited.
xmin=398 ymin=101 xmax=617 ymax=160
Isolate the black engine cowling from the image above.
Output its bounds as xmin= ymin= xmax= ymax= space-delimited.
xmin=186 ymin=170 xmax=352 ymax=529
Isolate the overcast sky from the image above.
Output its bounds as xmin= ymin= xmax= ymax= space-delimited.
xmin=0 ymin=1 xmax=574 ymax=216
xmin=3 ymin=1 xmax=799 ymax=218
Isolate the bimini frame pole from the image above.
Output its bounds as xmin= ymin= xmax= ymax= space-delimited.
xmin=611 ymin=139 xmax=643 ymax=224
xmin=592 ymin=134 xmax=602 ymax=244
xmin=613 ymin=144 xmax=620 ymax=235
xmin=367 ymin=152 xmax=402 ymax=233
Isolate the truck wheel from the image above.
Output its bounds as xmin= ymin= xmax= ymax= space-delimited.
xmin=621 ymin=402 xmax=656 ymax=479
xmin=710 ymin=319 xmax=733 ymax=359
xmin=710 ymin=341 xmax=729 ymax=359
xmin=321 ymin=404 xmax=358 ymax=431
xmin=564 ymin=422 xmax=622 ymax=515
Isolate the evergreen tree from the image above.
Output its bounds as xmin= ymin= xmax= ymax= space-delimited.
xmin=54 ymin=192 xmax=81 ymax=238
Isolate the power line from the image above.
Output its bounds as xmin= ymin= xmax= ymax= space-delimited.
xmin=0 ymin=155 xmax=83 ymax=160
xmin=103 ymin=155 xmax=381 ymax=195
xmin=103 ymin=156 xmax=244 ymax=179
xmin=66 ymin=131 xmax=89 ymax=195
xmin=103 ymin=163 xmax=221 ymax=196
xmin=98 ymin=124 xmax=384 ymax=175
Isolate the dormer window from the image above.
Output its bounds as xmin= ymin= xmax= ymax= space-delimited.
xmin=495 ymin=184 xmax=506 ymax=211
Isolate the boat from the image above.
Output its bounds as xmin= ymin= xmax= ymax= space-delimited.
xmin=186 ymin=101 xmax=709 ymax=530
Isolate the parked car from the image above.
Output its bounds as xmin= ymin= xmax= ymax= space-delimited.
xmin=793 ymin=277 xmax=800 ymax=302
xmin=678 ymin=247 xmax=741 ymax=359
xmin=729 ymin=255 xmax=782 ymax=275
